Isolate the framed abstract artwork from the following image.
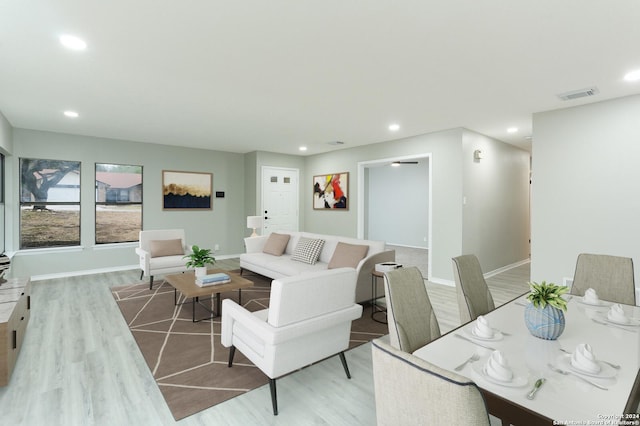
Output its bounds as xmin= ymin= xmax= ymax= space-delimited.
xmin=313 ymin=172 xmax=348 ymax=210
xmin=162 ymin=170 xmax=212 ymax=210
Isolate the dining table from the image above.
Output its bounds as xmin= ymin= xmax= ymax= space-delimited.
xmin=413 ymin=293 xmax=640 ymax=426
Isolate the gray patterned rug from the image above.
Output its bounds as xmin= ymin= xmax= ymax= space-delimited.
xmin=111 ymin=272 xmax=388 ymax=420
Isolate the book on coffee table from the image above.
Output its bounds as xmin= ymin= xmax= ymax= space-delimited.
xmin=195 ymin=273 xmax=231 ymax=287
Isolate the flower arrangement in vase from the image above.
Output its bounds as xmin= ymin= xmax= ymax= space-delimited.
xmin=524 ymin=281 xmax=569 ymax=340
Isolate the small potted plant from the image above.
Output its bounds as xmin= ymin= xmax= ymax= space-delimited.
xmin=524 ymin=281 xmax=569 ymax=340
xmin=183 ymin=245 xmax=215 ymax=277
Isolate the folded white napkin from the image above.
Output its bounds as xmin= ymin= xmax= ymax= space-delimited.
xmin=472 ymin=315 xmax=494 ymax=339
xmin=607 ymin=304 xmax=629 ymax=324
xmin=583 ymin=288 xmax=600 ymax=304
xmin=484 ymin=350 xmax=513 ymax=382
xmin=570 ymin=343 xmax=601 ymax=374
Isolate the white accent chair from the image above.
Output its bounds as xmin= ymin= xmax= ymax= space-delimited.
xmin=136 ymin=229 xmax=191 ymax=290
xmin=371 ymin=338 xmax=490 ymax=426
xmin=221 ymin=267 xmax=363 ymax=415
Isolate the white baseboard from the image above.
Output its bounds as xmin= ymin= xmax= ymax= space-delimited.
xmin=429 ymin=258 xmax=531 ymax=288
xmin=484 ymin=258 xmax=531 ymax=278
xmin=29 ymin=253 xmax=242 ymax=281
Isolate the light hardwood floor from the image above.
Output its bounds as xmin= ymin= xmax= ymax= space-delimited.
xmin=0 ymin=257 xmax=530 ymax=425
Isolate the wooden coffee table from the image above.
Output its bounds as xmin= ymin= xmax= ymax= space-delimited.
xmin=164 ymin=269 xmax=253 ymax=322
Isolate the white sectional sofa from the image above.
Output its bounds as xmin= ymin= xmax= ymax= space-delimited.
xmin=240 ymin=231 xmax=395 ymax=303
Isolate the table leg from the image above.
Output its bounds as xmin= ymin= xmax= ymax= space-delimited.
xmin=192 ymin=298 xmax=196 ymax=322
xmin=239 ymin=289 xmax=242 ymax=305
xmin=216 ymin=293 xmax=221 ymax=315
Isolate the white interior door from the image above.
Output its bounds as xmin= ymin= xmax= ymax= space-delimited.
xmin=261 ymin=166 xmax=299 ymax=235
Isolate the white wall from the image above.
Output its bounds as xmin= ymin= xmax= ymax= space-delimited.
xmin=366 ymin=160 xmax=429 ymax=247
xmin=531 ymin=95 xmax=640 ymax=288
xmin=304 ymin=128 xmax=463 ymax=282
xmin=9 ymin=129 xmax=246 ymax=278
xmin=462 ymin=130 xmax=530 ymax=273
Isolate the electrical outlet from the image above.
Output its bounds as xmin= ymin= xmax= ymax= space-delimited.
xmin=214 ymin=244 xmax=220 ymax=251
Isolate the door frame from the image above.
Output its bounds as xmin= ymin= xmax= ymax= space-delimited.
xmin=357 ymin=153 xmax=432 ymax=279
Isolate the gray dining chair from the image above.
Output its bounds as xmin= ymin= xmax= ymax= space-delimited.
xmin=371 ymin=338 xmax=491 ymax=426
xmin=571 ymin=253 xmax=635 ymax=305
xmin=452 ymin=254 xmax=496 ymax=324
xmin=382 ymin=266 xmax=440 ymax=353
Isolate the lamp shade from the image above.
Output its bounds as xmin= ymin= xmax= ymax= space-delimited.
xmin=247 ymin=216 xmax=262 ymax=229
xmin=247 ymin=215 xmax=262 ymax=237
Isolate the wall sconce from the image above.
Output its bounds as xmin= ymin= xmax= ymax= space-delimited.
xmin=473 ymin=150 xmax=483 ymax=161
xmin=246 ymin=215 xmax=262 ymax=237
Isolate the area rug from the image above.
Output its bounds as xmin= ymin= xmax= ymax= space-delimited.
xmin=111 ymin=272 xmax=388 ymax=420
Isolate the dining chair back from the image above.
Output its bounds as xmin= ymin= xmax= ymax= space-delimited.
xmin=371 ymin=338 xmax=490 ymax=426
xmin=383 ymin=266 xmax=440 ymax=353
xmin=452 ymin=254 xmax=496 ymax=324
xmin=571 ymin=253 xmax=635 ymax=305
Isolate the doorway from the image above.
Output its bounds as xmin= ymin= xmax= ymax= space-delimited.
xmin=357 ymin=154 xmax=432 ymax=278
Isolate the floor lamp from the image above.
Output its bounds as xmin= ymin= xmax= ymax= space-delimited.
xmin=247 ymin=215 xmax=262 ymax=237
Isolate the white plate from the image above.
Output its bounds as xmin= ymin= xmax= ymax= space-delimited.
xmin=603 ymin=317 xmax=640 ymax=327
xmin=463 ymin=324 xmax=504 ymax=342
xmin=557 ymin=354 xmax=617 ymax=378
xmin=471 ymin=362 xmax=527 ymax=387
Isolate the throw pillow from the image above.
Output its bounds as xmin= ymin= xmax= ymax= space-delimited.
xmin=327 ymin=242 xmax=369 ymax=269
xmin=291 ymin=237 xmax=325 ymax=265
xmin=149 ymin=239 xmax=184 ymax=257
xmin=263 ymin=232 xmax=291 ymax=256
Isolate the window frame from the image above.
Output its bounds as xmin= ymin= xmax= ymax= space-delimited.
xmin=95 ymin=163 xmax=143 ymax=245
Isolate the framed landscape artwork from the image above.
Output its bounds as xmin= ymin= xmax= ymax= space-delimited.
xmin=162 ymin=170 xmax=212 ymax=210
xmin=313 ymin=172 xmax=348 ymax=210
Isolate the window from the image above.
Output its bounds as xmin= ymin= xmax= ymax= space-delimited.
xmin=20 ymin=158 xmax=81 ymax=249
xmin=95 ymin=163 xmax=142 ymax=244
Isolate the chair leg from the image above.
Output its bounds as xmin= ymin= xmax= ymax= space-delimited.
xmin=149 ymin=276 xmax=154 ymax=290
xmin=228 ymin=346 xmax=236 ymax=367
xmin=269 ymin=378 xmax=278 ymax=415
xmin=339 ymin=352 xmax=351 ymax=379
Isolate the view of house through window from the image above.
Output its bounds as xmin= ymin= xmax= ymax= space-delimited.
xmin=95 ymin=163 xmax=142 ymax=244
xmin=20 ymin=158 xmax=81 ymax=249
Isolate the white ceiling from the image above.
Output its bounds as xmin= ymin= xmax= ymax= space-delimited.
xmin=1 ymin=1 xmax=639 ymax=156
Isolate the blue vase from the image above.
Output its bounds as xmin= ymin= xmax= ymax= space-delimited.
xmin=524 ymin=303 xmax=565 ymax=340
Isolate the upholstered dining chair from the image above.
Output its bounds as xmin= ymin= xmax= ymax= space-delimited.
xmin=371 ymin=338 xmax=490 ymax=426
xmin=452 ymin=254 xmax=496 ymax=325
xmin=383 ymin=266 xmax=440 ymax=354
xmin=221 ymin=267 xmax=362 ymax=415
xmin=571 ymin=253 xmax=635 ymax=305
xmin=136 ymin=229 xmax=191 ymax=290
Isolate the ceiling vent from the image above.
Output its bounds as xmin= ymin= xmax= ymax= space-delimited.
xmin=327 ymin=141 xmax=345 ymax=146
xmin=557 ymin=87 xmax=600 ymax=101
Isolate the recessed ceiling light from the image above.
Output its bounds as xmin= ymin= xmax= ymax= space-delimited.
xmin=64 ymin=110 xmax=79 ymax=118
xmin=388 ymin=123 xmax=400 ymax=132
xmin=507 ymin=127 xmax=518 ymax=133
xmin=391 ymin=162 xmax=400 ymax=167
xmin=60 ymin=34 xmax=87 ymax=50
xmin=299 ymin=146 xmax=307 ymax=151
xmin=624 ymin=69 xmax=640 ymax=82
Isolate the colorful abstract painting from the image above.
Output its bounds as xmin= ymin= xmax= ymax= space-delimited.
xmin=162 ymin=170 xmax=212 ymax=210
xmin=313 ymin=172 xmax=348 ymax=210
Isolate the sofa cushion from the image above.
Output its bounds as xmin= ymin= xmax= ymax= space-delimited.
xmin=291 ymin=237 xmax=325 ymax=265
xmin=262 ymin=232 xmax=291 ymax=256
xmin=328 ymin=242 xmax=370 ymax=269
xmin=149 ymin=239 xmax=184 ymax=257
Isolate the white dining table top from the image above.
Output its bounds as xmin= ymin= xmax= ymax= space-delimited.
xmin=413 ymin=294 xmax=640 ymax=423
